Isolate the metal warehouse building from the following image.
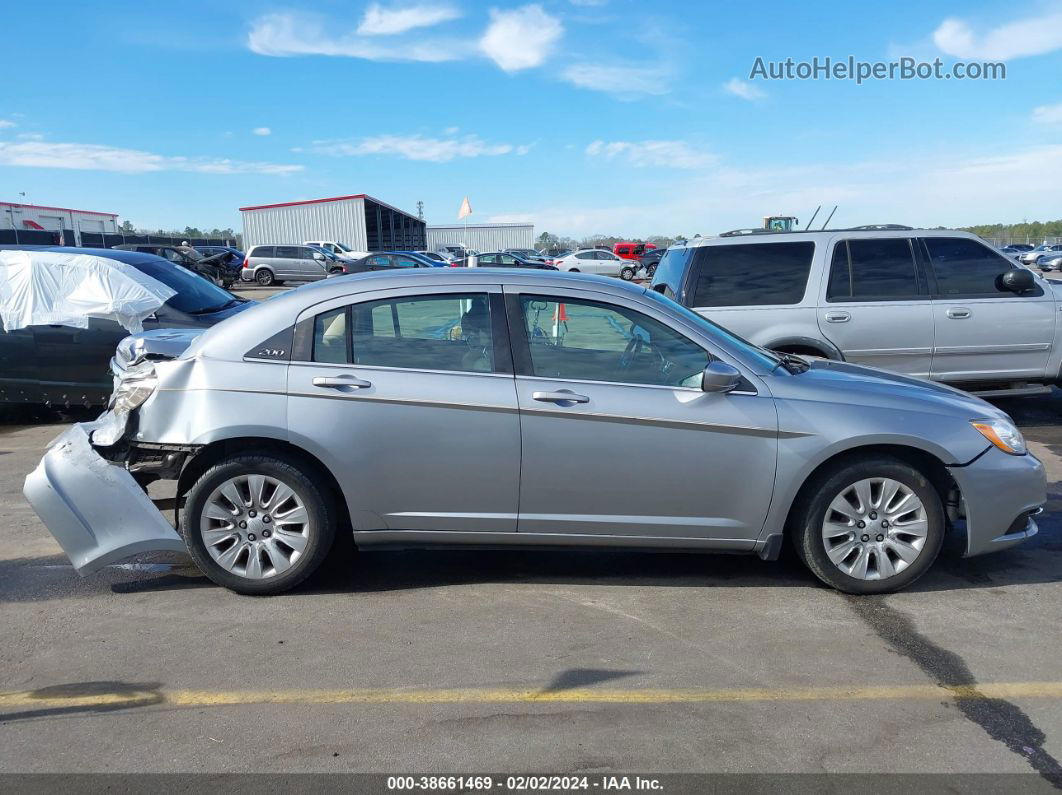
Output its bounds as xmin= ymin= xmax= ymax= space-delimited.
xmin=239 ymin=194 xmax=426 ymax=252
xmin=0 ymin=201 xmax=118 ymax=245
xmin=427 ymin=223 xmax=534 ymax=252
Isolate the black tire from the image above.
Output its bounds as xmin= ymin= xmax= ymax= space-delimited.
xmin=620 ymin=266 xmax=636 ymax=281
xmin=182 ymin=454 xmax=336 ymax=595
xmin=255 ymin=268 xmax=275 ymax=287
xmin=569 ymin=268 xmax=580 ymax=273
xmin=646 ymin=264 xmax=657 ymax=278
xmin=791 ymin=455 xmax=944 ymax=594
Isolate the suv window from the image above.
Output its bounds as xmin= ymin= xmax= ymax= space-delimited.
xmin=924 ymin=237 xmax=1030 ymax=296
xmin=333 ymin=293 xmax=495 ymax=373
xmin=518 ymin=295 xmax=709 ymax=388
xmin=251 ymin=246 xmax=275 ymax=258
xmin=299 ymin=247 xmax=319 ymax=260
xmin=689 ymin=242 xmax=814 ymax=307
xmin=650 ymin=248 xmax=692 ymax=300
xmin=276 ymin=246 xmax=300 ymax=259
xmin=827 ymin=238 xmax=920 ymax=301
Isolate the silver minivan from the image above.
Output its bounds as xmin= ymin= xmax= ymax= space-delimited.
xmin=651 ymin=229 xmax=1061 ymax=398
xmin=25 ymin=270 xmax=1045 ymax=596
xmin=241 ymin=244 xmax=342 ymax=286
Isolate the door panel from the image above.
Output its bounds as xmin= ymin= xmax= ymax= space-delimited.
xmin=287 ymin=288 xmax=520 ymax=533
xmin=32 ymin=318 xmax=128 ymax=403
xmin=507 ymin=288 xmax=777 ymax=540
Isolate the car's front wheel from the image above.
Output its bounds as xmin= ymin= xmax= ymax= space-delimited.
xmin=183 ymin=454 xmax=336 ymax=595
xmin=792 ymin=455 xmax=944 ymax=594
xmin=619 ymin=265 xmax=636 ymax=281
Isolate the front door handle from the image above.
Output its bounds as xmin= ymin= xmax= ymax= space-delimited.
xmin=824 ymin=311 xmax=850 ymax=323
xmin=946 ymin=307 xmax=971 ymax=319
xmin=532 ymin=390 xmax=590 ymax=405
xmin=313 ymin=375 xmax=372 ymax=389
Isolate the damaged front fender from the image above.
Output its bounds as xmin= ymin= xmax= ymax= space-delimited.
xmin=23 ymin=422 xmax=186 ymax=575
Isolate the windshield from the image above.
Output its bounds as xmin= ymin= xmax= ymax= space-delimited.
xmin=642 ymin=288 xmax=782 ymax=371
xmin=129 ymin=259 xmax=236 ymax=314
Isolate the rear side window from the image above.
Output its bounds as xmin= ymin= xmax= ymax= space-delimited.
xmin=827 ymin=238 xmax=920 ymax=301
xmin=252 ymin=246 xmax=275 ymax=258
xmin=276 ymin=246 xmax=300 ymax=258
xmin=689 ymin=242 xmax=814 ymax=307
xmin=924 ymin=237 xmax=1029 ymax=296
xmin=650 ymin=248 xmax=692 ymax=300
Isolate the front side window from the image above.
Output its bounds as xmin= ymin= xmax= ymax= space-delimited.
xmin=519 ymin=295 xmax=709 ymax=388
xmin=335 ymin=293 xmax=495 ymax=373
xmin=925 ymin=237 xmax=1028 ymax=296
xmin=827 ymin=238 xmax=920 ymax=301
xmin=689 ymin=242 xmax=814 ymax=307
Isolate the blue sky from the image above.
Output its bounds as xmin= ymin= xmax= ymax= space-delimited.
xmin=1 ymin=0 xmax=1061 ymax=237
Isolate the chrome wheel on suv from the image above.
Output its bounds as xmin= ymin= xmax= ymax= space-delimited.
xmin=820 ymin=477 xmax=928 ymax=580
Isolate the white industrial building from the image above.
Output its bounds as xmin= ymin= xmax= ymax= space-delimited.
xmin=240 ymin=194 xmax=426 ymax=252
xmin=427 ymin=223 xmax=535 ymax=253
xmin=0 ymin=201 xmax=118 ymax=245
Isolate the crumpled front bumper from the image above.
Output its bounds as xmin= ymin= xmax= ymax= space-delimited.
xmin=23 ymin=422 xmax=185 ymax=575
xmin=949 ymin=447 xmax=1047 ymax=557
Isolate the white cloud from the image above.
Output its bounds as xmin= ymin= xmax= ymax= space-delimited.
xmin=357 ymin=2 xmax=460 ymax=36
xmin=569 ymin=0 xmax=607 ymax=5
xmin=248 ymin=12 xmax=466 ymax=62
xmin=0 ymin=139 xmax=302 ymax=175
xmin=0 ymin=119 xmax=15 ymax=129
xmin=1033 ymin=102 xmax=1062 ymax=125
xmin=308 ymin=133 xmax=525 ymax=162
xmin=585 ymin=140 xmax=716 ymax=169
xmin=723 ymin=77 xmax=766 ymax=101
xmin=560 ymin=62 xmax=670 ymax=97
xmin=252 ymin=127 xmax=272 ymax=136
xmin=933 ymin=10 xmax=1062 ymax=60
xmin=480 ymin=5 xmax=563 ymax=72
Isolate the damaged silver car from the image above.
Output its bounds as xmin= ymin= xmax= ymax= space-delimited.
xmin=25 ymin=270 xmax=1046 ymax=595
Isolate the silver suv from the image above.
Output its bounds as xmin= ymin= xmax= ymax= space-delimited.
xmin=651 ymin=228 xmax=1058 ymax=397
xmin=25 ymin=270 xmax=1044 ymax=596
xmin=241 ymin=244 xmax=343 ymax=286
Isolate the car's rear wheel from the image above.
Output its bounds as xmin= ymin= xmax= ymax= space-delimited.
xmin=183 ymin=454 xmax=336 ymax=595
xmin=620 ymin=265 xmax=636 ymax=281
xmin=255 ymin=269 xmax=275 ymax=286
xmin=792 ymin=455 xmax=944 ymax=594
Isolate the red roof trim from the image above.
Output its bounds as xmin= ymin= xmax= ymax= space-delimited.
xmin=239 ymin=194 xmax=369 ymax=212
xmin=0 ymin=201 xmax=117 ymax=217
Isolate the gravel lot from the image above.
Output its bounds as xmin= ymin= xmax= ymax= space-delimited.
xmin=1 ymin=301 xmax=1061 ymax=780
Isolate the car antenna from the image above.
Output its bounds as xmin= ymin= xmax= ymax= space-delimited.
xmin=803 ymin=205 xmax=821 ymax=230
xmin=820 ymin=205 xmax=838 ymax=230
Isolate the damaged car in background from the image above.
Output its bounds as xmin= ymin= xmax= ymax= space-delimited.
xmin=24 ymin=269 xmax=1046 ymax=596
xmin=0 ymin=247 xmax=250 ymax=407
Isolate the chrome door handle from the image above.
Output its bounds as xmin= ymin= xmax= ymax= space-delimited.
xmin=824 ymin=311 xmax=850 ymax=323
xmin=313 ymin=375 xmax=372 ymax=389
xmin=946 ymin=308 xmax=971 ymax=319
xmin=532 ymin=390 xmax=590 ymax=405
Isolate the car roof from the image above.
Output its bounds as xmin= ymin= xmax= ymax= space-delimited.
xmin=681 ymin=228 xmax=984 ymax=249
xmin=0 ymin=244 xmax=167 ymax=266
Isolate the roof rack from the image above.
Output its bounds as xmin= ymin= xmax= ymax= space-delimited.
xmin=845 ymin=224 xmax=914 ymax=231
xmin=718 ymin=223 xmax=915 ymax=238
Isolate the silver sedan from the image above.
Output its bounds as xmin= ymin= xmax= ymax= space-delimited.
xmin=25 ymin=270 xmax=1045 ymax=595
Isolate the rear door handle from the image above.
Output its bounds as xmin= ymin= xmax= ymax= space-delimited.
xmin=532 ymin=390 xmax=590 ymax=405
xmin=946 ymin=307 xmax=971 ymax=319
xmin=824 ymin=311 xmax=850 ymax=323
xmin=313 ymin=375 xmax=372 ymax=389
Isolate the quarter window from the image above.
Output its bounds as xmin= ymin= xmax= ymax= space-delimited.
xmin=518 ymin=295 xmax=709 ymax=388
xmin=924 ymin=237 xmax=1029 ymax=296
xmin=827 ymin=238 xmax=920 ymax=301
xmin=343 ymin=294 xmax=495 ymax=373
xmin=689 ymin=242 xmax=814 ymax=307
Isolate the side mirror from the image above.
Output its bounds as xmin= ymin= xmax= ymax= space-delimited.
xmin=701 ymin=361 xmax=743 ymax=393
xmin=1000 ymin=268 xmax=1035 ymax=293
xmin=313 ymin=252 xmax=325 ymax=261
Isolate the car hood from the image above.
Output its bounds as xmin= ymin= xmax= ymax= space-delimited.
xmin=771 ymin=358 xmax=1012 ymax=421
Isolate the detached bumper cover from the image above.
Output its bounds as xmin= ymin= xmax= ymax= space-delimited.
xmin=949 ymin=448 xmax=1047 ymax=557
xmin=23 ymin=423 xmax=185 ymax=575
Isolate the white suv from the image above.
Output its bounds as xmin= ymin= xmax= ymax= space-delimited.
xmin=651 ymin=227 xmax=1058 ymax=397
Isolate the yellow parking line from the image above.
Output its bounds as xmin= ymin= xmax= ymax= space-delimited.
xmin=2 ymin=682 xmax=1062 ymax=711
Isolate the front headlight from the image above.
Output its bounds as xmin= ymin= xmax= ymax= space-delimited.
xmin=92 ymin=361 xmax=158 ymax=447
xmin=971 ymin=418 xmax=1027 ymax=456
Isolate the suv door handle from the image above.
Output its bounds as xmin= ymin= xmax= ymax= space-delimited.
xmin=824 ymin=311 xmax=850 ymax=323
xmin=946 ymin=307 xmax=971 ymax=319
xmin=532 ymin=390 xmax=590 ymax=405
xmin=313 ymin=375 xmax=372 ymax=389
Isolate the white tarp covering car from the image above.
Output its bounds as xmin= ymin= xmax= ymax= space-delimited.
xmin=0 ymin=250 xmax=177 ymax=334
